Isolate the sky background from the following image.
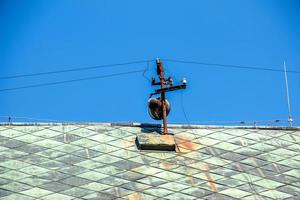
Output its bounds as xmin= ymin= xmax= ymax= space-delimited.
xmin=0 ymin=0 xmax=299 ymax=126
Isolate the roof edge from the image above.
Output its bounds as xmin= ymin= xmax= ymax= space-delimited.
xmin=0 ymin=122 xmax=299 ymax=130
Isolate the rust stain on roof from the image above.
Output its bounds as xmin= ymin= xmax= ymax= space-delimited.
xmin=175 ymin=136 xmax=201 ymax=153
xmin=203 ymin=164 xmax=218 ymax=192
xmin=162 ymin=162 xmax=174 ymax=170
xmin=127 ymin=193 xmax=141 ymax=200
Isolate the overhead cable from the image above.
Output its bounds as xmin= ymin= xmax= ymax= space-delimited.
xmin=163 ymin=58 xmax=300 ymax=74
xmin=0 ymin=69 xmax=144 ymax=92
xmin=0 ymin=115 xmax=63 ymax=122
xmin=0 ymin=59 xmax=154 ymax=80
xmin=2 ymin=58 xmax=299 ymax=82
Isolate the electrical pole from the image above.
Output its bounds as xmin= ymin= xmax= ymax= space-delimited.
xmin=156 ymin=58 xmax=168 ymax=134
xmin=150 ymin=58 xmax=187 ymax=135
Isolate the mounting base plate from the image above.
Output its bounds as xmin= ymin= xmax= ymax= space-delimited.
xmin=135 ymin=133 xmax=176 ymax=151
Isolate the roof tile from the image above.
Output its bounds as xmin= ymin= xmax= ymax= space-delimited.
xmin=0 ymin=123 xmax=299 ymax=199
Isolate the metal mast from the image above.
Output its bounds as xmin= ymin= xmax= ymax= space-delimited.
xmin=283 ymin=61 xmax=293 ymax=126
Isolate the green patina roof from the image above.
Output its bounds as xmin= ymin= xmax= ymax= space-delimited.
xmin=0 ymin=123 xmax=299 ymax=200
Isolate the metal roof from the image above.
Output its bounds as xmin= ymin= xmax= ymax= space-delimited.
xmin=0 ymin=123 xmax=299 ymax=199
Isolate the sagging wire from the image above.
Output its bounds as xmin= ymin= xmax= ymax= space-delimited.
xmin=0 ymin=70 xmax=145 ymax=92
xmin=0 ymin=59 xmax=155 ymax=80
xmin=142 ymin=61 xmax=152 ymax=83
xmin=0 ymin=115 xmax=64 ymax=123
xmin=163 ymin=58 xmax=300 ymax=74
xmin=178 ymin=90 xmax=201 ymax=151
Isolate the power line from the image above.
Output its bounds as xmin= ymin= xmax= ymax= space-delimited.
xmin=0 ymin=69 xmax=144 ymax=92
xmin=0 ymin=59 xmax=154 ymax=80
xmin=142 ymin=61 xmax=152 ymax=82
xmin=163 ymin=58 xmax=300 ymax=74
xmin=0 ymin=115 xmax=63 ymax=122
xmin=2 ymin=58 xmax=299 ymax=81
xmin=178 ymin=91 xmax=299 ymax=128
xmin=177 ymin=92 xmax=299 ymax=127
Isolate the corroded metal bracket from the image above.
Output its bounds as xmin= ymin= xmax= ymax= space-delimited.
xmin=152 ymin=84 xmax=186 ymax=96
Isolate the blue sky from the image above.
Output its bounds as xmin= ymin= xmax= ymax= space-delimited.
xmin=0 ymin=0 xmax=299 ymax=126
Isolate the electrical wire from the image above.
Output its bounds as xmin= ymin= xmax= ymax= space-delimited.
xmin=2 ymin=58 xmax=299 ymax=82
xmin=0 ymin=69 xmax=144 ymax=92
xmin=179 ymin=91 xmax=291 ymax=126
xmin=178 ymin=90 xmax=202 ymax=150
xmin=0 ymin=59 xmax=154 ymax=80
xmin=0 ymin=115 xmax=64 ymax=123
xmin=142 ymin=61 xmax=152 ymax=83
xmin=180 ymin=91 xmax=191 ymax=126
xmin=163 ymin=58 xmax=300 ymax=74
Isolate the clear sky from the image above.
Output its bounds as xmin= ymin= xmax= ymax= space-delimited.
xmin=0 ymin=0 xmax=299 ymax=126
